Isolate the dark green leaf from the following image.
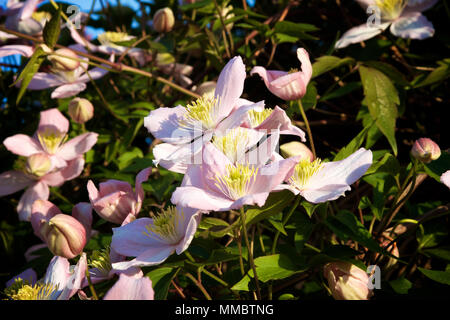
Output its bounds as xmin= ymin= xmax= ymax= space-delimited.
xmin=311 ymin=56 xmax=355 ymax=78
xmin=43 ymin=6 xmax=62 ymax=48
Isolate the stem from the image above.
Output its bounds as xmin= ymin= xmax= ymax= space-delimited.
xmin=201 ymin=268 xmax=229 ymax=287
xmin=185 ymin=273 xmax=212 ymax=300
xmin=271 ymin=196 xmax=301 ymax=254
xmin=85 ymin=265 xmax=99 ymax=300
xmin=240 ymin=207 xmax=261 ymax=300
xmin=297 ymin=100 xmax=316 ymax=158
xmin=213 ymin=0 xmax=231 ymax=58
xmin=236 ymin=232 xmax=246 ymax=277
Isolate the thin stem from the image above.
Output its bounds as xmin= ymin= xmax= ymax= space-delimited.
xmin=201 ymin=268 xmax=229 ymax=287
xmin=271 ymin=196 xmax=301 ymax=254
xmin=213 ymin=0 xmax=231 ymax=58
xmin=297 ymin=99 xmax=316 ymax=158
xmin=85 ymin=264 xmax=99 ymax=300
xmin=240 ymin=207 xmax=261 ymax=300
xmin=185 ymin=272 xmax=212 ymax=300
xmin=236 ymin=232 xmax=246 ymax=276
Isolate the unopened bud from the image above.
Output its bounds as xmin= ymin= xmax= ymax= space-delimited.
xmin=324 ymin=261 xmax=373 ymax=300
xmin=280 ymin=141 xmax=314 ymax=161
xmin=26 ymin=153 xmax=52 ymax=177
xmin=68 ymin=98 xmax=94 ymax=124
xmin=39 ymin=214 xmax=87 ymax=259
xmin=411 ymin=138 xmax=441 ymax=163
xmin=48 ymin=48 xmax=80 ymax=71
xmin=153 ymin=8 xmax=175 ymax=33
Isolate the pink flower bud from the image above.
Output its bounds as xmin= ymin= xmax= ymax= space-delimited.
xmin=39 ymin=214 xmax=87 ymax=259
xmin=280 ymin=141 xmax=314 ymax=161
xmin=324 ymin=261 xmax=373 ymax=300
xmin=26 ymin=153 xmax=52 ymax=177
xmin=68 ymin=98 xmax=94 ymax=124
xmin=48 ymin=48 xmax=80 ymax=71
xmin=153 ymin=8 xmax=175 ymax=33
xmin=411 ymin=138 xmax=441 ymax=163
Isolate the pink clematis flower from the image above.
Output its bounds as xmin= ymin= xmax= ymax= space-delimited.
xmin=250 ymin=48 xmax=312 ymax=101
xmin=0 ymin=154 xmax=85 ymax=221
xmin=1 ymin=0 xmax=47 ymax=37
xmin=111 ymin=206 xmax=202 ymax=270
xmin=0 ymin=44 xmax=34 ymax=58
xmin=103 ymin=271 xmax=154 ymax=300
xmin=22 ymin=45 xmax=112 ymax=99
xmin=30 ymin=200 xmax=92 ymax=259
xmin=284 ymin=148 xmax=373 ymax=203
xmin=145 ymin=56 xmax=264 ymax=173
xmin=4 ymin=253 xmax=87 ymax=300
xmin=3 ymin=108 xmax=98 ymax=170
xmin=170 ymin=142 xmax=300 ymax=212
xmin=335 ymin=0 xmax=438 ymax=49
xmin=87 ymin=167 xmax=151 ymax=224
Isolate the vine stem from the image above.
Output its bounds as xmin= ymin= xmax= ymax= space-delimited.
xmin=185 ymin=273 xmax=212 ymax=300
xmin=240 ymin=207 xmax=261 ymax=300
xmin=297 ymin=99 xmax=316 ymax=158
xmin=271 ymin=196 xmax=301 ymax=254
xmin=84 ymin=257 xmax=98 ymax=300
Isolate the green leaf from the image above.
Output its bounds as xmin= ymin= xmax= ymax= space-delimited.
xmin=14 ymin=46 xmax=47 ymax=104
xmin=147 ymin=267 xmax=179 ymax=299
xmin=363 ymin=61 xmax=410 ymax=87
xmin=333 ymin=123 xmax=373 ymax=161
xmin=311 ymin=56 xmax=355 ymax=78
xmin=418 ymin=268 xmax=450 ymax=285
xmin=245 ymin=190 xmax=295 ymax=227
xmin=424 ymin=151 xmax=450 ymax=182
xmin=359 ymin=66 xmax=400 ymax=155
xmin=423 ymin=247 xmax=450 ymax=261
xmin=198 ymin=217 xmax=233 ymax=238
xmin=116 ymin=147 xmax=143 ymax=170
xmin=389 ymin=277 xmax=412 ymax=294
xmin=293 ymin=212 xmax=313 ymax=253
xmin=253 ymin=254 xmax=303 ymax=282
xmin=365 ymin=153 xmax=400 ymax=176
xmin=231 ymin=274 xmax=252 ymax=291
xmin=301 ymin=82 xmax=317 ymax=111
xmin=43 ymin=6 xmax=62 ymax=49
xmin=414 ymin=59 xmax=450 ymax=88
xmin=320 ymin=82 xmax=361 ymax=101
xmin=325 ymin=210 xmax=383 ymax=253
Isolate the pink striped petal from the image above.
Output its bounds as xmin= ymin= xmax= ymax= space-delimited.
xmin=17 ymin=181 xmax=49 ymax=221
xmin=3 ymin=134 xmax=42 ymax=157
xmin=57 ymin=132 xmax=98 ymax=161
xmin=0 ymin=170 xmax=33 ymax=196
xmin=38 ymin=109 xmax=69 ymax=134
xmin=51 ymin=83 xmax=87 ymax=99
xmin=103 ymin=272 xmax=154 ymax=300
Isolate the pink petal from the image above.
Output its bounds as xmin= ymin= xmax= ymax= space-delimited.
xmin=440 ymin=170 xmax=450 ymax=189
xmin=214 ymin=56 xmax=246 ymax=122
xmin=171 ymin=185 xmax=234 ymax=212
xmin=250 ymin=67 xmax=287 ymax=89
xmin=30 ymin=199 xmax=62 ymax=239
xmin=43 ymin=256 xmax=71 ymax=293
xmin=41 ymin=157 xmax=85 ymax=187
xmin=17 ymin=181 xmax=49 ymax=221
xmin=405 ymin=0 xmax=439 ymax=13
xmin=215 ymin=100 xmax=265 ymax=136
xmin=0 ymin=170 xmax=33 ymax=196
xmin=243 ymin=129 xmax=280 ymax=166
xmin=335 ymin=23 xmax=391 ymax=49
xmin=51 ymin=83 xmax=87 ymax=99
xmin=231 ymin=192 xmax=271 ymax=209
xmin=58 ymin=253 xmax=87 ymax=300
xmin=27 ymin=72 xmax=65 ymax=90
xmin=72 ymin=202 xmax=93 ymax=239
xmin=112 ymin=246 xmax=175 ymax=271
xmin=98 ymin=180 xmax=133 ymax=196
xmin=24 ymin=243 xmax=48 ymax=262
xmin=255 ymin=106 xmax=306 ymax=141
xmin=153 ymin=143 xmax=189 ymax=174
xmin=300 ymin=184 xmax=352 ymax=204
xmin=77 ymin=64 xmax=111 ymax=83
xmin=38 ymin=108 xmax=69 ymax=134
xmin=18 ymin=0 xmax=42 ymax=20
xmin=0 ymin=44 xmax=33 ymax=58
xmin=57 ymin=132 xmax=98 ymax=161
xmin=87 ymin=180 xmax=99 ymax=200
xmin=391 ymin=12 xmax=434 ymax=39
xmin=135 ymin=167 xmax=151 ymax=212
xmin=297 ymin=48 xmax=312 ymax=88
xmin=103 ymin=272 xmax=154 ymax=300
xmin=3 ymin=134 xmax=42 ymax=157
xmin=175 ymin=207 xmax=202 ymax=254
xmin=91 ymin=191 xmax=135 ymax=224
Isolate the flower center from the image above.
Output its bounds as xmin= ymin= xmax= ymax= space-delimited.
xmin=179 ymin=97 xmax=219 ymax=130
xmin=98 ymin=32 xmax=130 ymax=47
xmin=247 ymin=108 xmax=273 ymax=127
xmin=37 ymin=127 xmax=67 ymax=154
xmin=289 ymin=159 xmax=323 ymax=190
xmin=31 ymin=11 xmax=52 ymax=25
xmin=142 ymin=207 xmax=183 ymax=244
xmin=89 ymin=247 xmax=112 ymax=277
xmin=374 ymin=0 xmax=407 ymax=20
xmin=26 ymin=153 xmax=52 ymax=177
xmin=5 ymin=279 xmax=58 ymax=300
xmin=212 ymin=128 xmax=253 ymax=163
xmin=214 ymin=164 xmax=259 ymax=200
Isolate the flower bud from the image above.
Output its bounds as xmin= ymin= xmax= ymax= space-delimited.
xmin=48 ymin=48 xmax=80 ymax=71
xmin=280 ymin=141 xmax=314 ymax=161
xmin=324 ymin=261 xmax=373 ymax=300
xmin=153 ymin=8 xmax=175 ymax=33
xmin=68 ymin=98 xmax=94 ymax=124
xmin=39 ymin=214 xmax=87 ymax=259
xmin=411 ymin=138 xmax=441 ymax=163
xmin=195 ymin=81 xmax=216 ymax=100
xmin=26 ymin=153 xmax=52 ymax=177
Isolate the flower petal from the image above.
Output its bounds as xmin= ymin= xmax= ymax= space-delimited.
xmin=255 ymin=106 xmax=306 ymax=141
xmin=135 ymin=167 xmax=151 ymax=212
xmin=153 ymin=143 xmax=189 ymax=174
xmin=72 ymin=202 xmax=93 ymax=239
xmin=405 ymin=0 xmax=439 ymax=13
xmin=38 ymin=108 xmax=69 ymax=134
xmin=41 ymin=157 xmax=85 ymax=187
xmin=51 ymin=83 xmax=87 ymax=99
xmin=171 ymin=185 xmax=234 ymax=212
xmin=175 ymin=207 xmax=203 ymax=254
xmin=3 ymin=134 xmax=42 ymax=157
xmin=6 ymin=268 xmax=37 ymax=288
xmin=440 ymin=170 xmax=450 ymax=190
xmin=0 ymin=170 xmax=33 ymax=196
xmin=215 ymin=100 xmax=265 ymax=136
xmin=103 ymin=272 xmax=154 ymax=300
xmin=335 ymin=23 xmax=391 ymax=49
xmin=0 ymin=44 xmax=33 ymax=58
xmin=112 ymin=246 xmax=175 ymax=270
xmin=57 ymin=132 xmax=98 ymax=161
xmin=17 ymin=181 xmax=49 ymax=221
xmin=27 ymin=72 xmax=65 ymax=90
xmin=390 ymin=12 xmax=434 ymax=39
xmin=57 ymin=253 xmax=87 ymax=300
xmin=30 ymin=199 xmax=62 ymax=239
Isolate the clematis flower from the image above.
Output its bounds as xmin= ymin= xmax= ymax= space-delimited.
xmin=335 ymin=0 xmax=438 ymax=49
xmin=0 ymin=44 xmax=34 ymax=58
xmin=170 ymin=142 xmax=300 ymax=212
xmin=3 ymin=108 xmax=98 ymax=170
xmin=441 ymin=170 xmax=450 ymax=190
xmin=4 ymin=253 xmax=87 ymax=300
xmin=242 ymin=105 xmax=306 ymax=140
xmin=156 ymin=53 xmax=194 ymax=88
xmin=22 ymin=46 xmax=112 ymax=99
xmin=87 ymin=167 xmax=151 ymax=224
xmin=111 ymin=206 xmax=202 ymax=270
xmin=30 ymin=200 xmax=92 ymax=259
xmin=1 ymin=0 xmax=47 ymax=37
xmin=103 ymin=271 xmax=154 ymax=300
xmin=250 ymin=48 xmax=312 ymax=101
xmin=145 ymin=56 xmax=264 ymax=173
xmin=0 ymin=154 xmax=85 ymax=221
xmin=69 ymin=28 xmax=149 ymax=67
xmin=284 ymin=148 xmax=373 ymax=203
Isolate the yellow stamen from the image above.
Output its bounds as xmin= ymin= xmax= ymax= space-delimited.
xmin=289 ymin=159 xmax=323 ymax=190
xmin=142 ymin=207 xmax=183 ymax=244
xmin=31 ymin=11 xmax=52 ymax=24
xmin=37 ymin=127 xmax=67 ymax=154
xmin=374 ymin=0 xmax=407 ymax=20
xmin=98 ymin=31 xmax=131 ymax=46
xmin=247 ymin=108 xmax=273 ymax=128
xmin=5 ymin=278 xmax=58 ymax=300
xmin=89 ymin=247 xmax=112 ymax=277
xmin=212 ymin=128 xmax=254 ymax=163
xmin=179 ymin=97 xmax=219 ymax=130
xmin=214 ymin=164 xmax=259 ymax=200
